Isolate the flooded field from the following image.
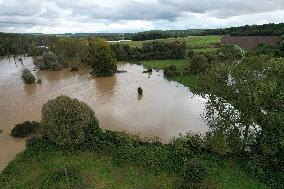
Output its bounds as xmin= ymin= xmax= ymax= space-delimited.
xmin=0 ymin=56 xmax=207 ymax=171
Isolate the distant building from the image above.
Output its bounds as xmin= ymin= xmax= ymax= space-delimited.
xmin=37 ymin=46 xmax=48 ymax=49
xmin=107 ymin=41 xmax=120 ymax=43
xmin=119 ymin=40 xmax=132 ymax=42
xmin=107 ymin=40 xmax=132 ymax=43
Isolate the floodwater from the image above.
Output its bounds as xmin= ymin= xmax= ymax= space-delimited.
xmin=0 ymin=56 xmax=207 ymax=171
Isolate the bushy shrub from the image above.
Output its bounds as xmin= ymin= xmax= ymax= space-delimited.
xmin=39 ymin=165 xmax=83 ymax=189
xmin=164 ymin=65 xmax=179 ymax=77
xmin=182 ymin=158 xmax=209 ymax=183
xmin=187 ymin=47 xmax=194 ymax=58
xmin=171 ymin=132 xmax=205 ymax=157
xmin=186 ymin=54 xmax=208 ymax=75
xmin=11 ymin=121 xmax=40 ymax=138
xmin=21 ymin=68 xmax=36 ymax=84
xmin=41 ymin=95 xmax=99 ymax=146
xmin=34 ymin=51 xmax=62 ymax=71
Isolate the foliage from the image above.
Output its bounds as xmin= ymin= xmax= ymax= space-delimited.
xmin=186 ymin=54 xmax=208 ymax=75
xmin=200 ymin=55 xmax=284 ymax=186
xmin=1 ymin=127 xmax=269 ymax=188
xmin=39 ymin=165 xmax=83 ymax=189
xmin=202 ymin=23 xmax=284 ymax=36
xmin=41 ymin=95 xmax=99 ymax=146
xmin=111 ymin=40 xmax=186 ymax=61
xmin=187 ymin=47 xmax=194 ymax=58
xmin=218 ymin=44 xmax=242 ymax=61
xmin=253 ymin=43 xmax=283 ymax=57
xmin=164 ymin=65 xmax=179 ymax=77
xmin=88 ymin=38 xmax=117 ymax=77
xmin=34 ymin=51 xmax=62 ymax=70
xmin=182 ymin=158 xmax=209 ymax=183
xmin=21 ymin=68 xmax=36 ymax=84
xmin=131 ymin=30 xmax=204 ymax=41
xmin=0 ymin=32 xmax=57 ymax=56
xmin=53 ymin=37 xmax=89 ymax=66
xmin=10 ymin=121 xmax=40 ymax=138
xmin=0 ymin=142 xmax=180 ymax=189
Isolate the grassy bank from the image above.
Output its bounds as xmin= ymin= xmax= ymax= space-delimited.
xmin=0 ymin=143 xmax=268 ymax=189
xmin=0 ymin=146 xmax=180 ymax=188
xmin=139 ymin=58 xmax=201 ymax=93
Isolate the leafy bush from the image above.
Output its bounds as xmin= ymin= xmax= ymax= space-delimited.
xmin=164 ymin=65 xmax=179 ymax=77
xmin=187 ymin=47 xmax=194 ymax=58
xmin=41 ymin=95 xmax=99 ymax=146
xmin=39 ymin=165 xmax=83 ymax=189
xmin=21 ymin=68 xmax=35 ymax=84
xmin=182 ymin=158 xmax=209 ymax=183
xmin=11 ymin=121 xmax=40 ymax=138
xmin=171 ymin=132 xmax=205 ymax=157
xmin=186 ymin=54 xmax=208 ymax=75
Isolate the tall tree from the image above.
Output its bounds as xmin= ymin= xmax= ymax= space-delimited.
xmin=88 ymin=38 xmax=117 ymax=77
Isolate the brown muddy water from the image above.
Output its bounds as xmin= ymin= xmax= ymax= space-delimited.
xmin=0 ymin=56 xmax=207 ymax=171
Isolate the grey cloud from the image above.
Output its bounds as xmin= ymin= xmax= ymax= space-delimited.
xmin=0 ymin=0 xmax=283 ymax=33
xmin=160 ymin=0 xmax=284 ymax=18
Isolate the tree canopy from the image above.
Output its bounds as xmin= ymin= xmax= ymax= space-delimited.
xmin=88 ymin=38 xmax=117 ymax=77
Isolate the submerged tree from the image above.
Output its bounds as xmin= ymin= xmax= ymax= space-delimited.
xmin=34 ymin=51 xmax=61 ymax=71
xmin=21 ymin=68 xmax=36 ymax=84
xmin=87 ymin=38 xmax=117 ymax=77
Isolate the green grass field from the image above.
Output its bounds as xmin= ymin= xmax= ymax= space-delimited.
xmin=140 ymin=59 xmax=189 ymax=72
xmin=0 ymin=146 xmax=268 ymax=189
xmin=111 ymin=35 xmax=221 ymax=49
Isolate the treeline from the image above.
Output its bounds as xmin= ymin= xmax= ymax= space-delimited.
xmin=110 ymin=41 xmax=186 ymax=61
xmin=0 ymin=33 xmax=57 ymax=56
xmin=131 ymin=29 xmax=204 ymax=41
xmin=203 ymin=23 xmax=284 ymax=36
xmin=130 ymin=23 xmax=284 ymax=41
xmin=60 ymin=33 xmax=133 ymax=41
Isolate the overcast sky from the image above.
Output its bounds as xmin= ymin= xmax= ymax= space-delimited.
xmin=0 ymin=0 xmax=283 ymax=33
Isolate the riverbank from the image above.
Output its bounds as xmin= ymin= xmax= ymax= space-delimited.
xmin=0 ymin=134 xmax=268 ymax=189
xmin=139 ymin=58 xmax=201 ymax=93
